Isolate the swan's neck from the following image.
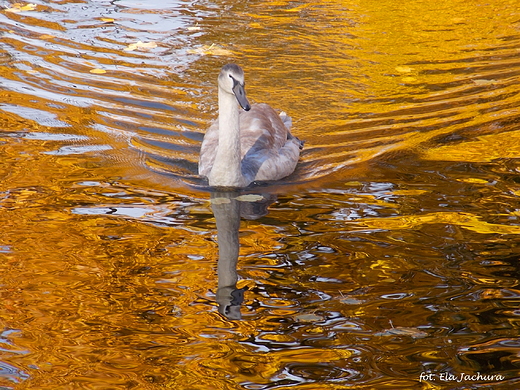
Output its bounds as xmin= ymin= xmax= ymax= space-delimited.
xmin=208 ymin=88 xmax=245 ymax=187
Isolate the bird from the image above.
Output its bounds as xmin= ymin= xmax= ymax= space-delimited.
xmin=199 ymin=64 xmax=303 ymax=188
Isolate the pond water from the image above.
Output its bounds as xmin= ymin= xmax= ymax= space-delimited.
xmin=1 ymin=0 xmax=520 ymax=389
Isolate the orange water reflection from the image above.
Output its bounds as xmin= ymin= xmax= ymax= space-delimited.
xmin=1 ymin=0 xmax=520 ymax=389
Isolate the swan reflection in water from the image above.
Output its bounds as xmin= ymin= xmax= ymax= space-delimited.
xmin=211 ymin=190 xmax=275 ymax=320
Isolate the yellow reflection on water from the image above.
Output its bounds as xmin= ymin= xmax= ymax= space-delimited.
xmin=359 ymin=211 xmax=520 ymax=235
xmin=1 ymin=0 xmax=520 ymax=388
xmin=423 ymin=129 xmax=520 ymax=162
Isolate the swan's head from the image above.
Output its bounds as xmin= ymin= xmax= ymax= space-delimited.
xmin=218 ymin=64 xmax=251 ymax=111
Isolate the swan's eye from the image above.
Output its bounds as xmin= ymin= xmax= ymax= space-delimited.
xmin=229 ymin=74 xmax=242 ymax=89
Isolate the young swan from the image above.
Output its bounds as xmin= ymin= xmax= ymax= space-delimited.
xmin=199 ymin=64 xmax=303 ymax=188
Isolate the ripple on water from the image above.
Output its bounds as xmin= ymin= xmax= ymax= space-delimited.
xmin=1 ymin=0 xmax=520 ymax=389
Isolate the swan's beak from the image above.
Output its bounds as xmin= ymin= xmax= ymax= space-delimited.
xmin=232 ymin=80 xmax=251 ymax=111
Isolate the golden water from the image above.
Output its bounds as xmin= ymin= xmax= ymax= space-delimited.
xmin=1 ymin=0 xmax=520 ymax=388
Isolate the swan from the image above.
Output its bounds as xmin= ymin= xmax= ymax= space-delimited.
xmin=199 ymin=64 xmax=303 ymax=187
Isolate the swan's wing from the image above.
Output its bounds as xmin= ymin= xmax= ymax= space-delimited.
xmin=239 ymin=103 xmax=301 ymax=182
xmin=198 ymin=120 xmax=219 ymax=177
xmin=253 ymin=136 xmax=301 ymax=181
xmin=239 ymin=103 xmax=290 ymax=154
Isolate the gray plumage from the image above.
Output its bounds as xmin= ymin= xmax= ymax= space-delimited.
xmin=199 ymin=64 xmax=302 ymax=187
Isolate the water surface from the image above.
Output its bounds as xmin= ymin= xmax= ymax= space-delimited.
xmin=1 ymin=0 xmax=520 ymax=389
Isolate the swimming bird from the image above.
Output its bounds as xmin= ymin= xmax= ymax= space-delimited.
xmin=199 ymin=64 xmax=303 ymax=188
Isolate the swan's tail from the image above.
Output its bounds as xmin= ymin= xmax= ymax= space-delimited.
xmin=279 ymin=111 xmax=292 ymax=130
xmin=279 ymin=111 xmax=304 ymax=149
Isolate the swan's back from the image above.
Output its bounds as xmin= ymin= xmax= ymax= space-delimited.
xmin=199 ymin=103 xmax=302 ymax=185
